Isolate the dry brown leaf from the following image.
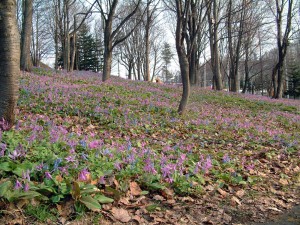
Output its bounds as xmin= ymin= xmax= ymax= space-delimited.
xmin=55 ymin=175 xmax=64 ymax=182
xmin=231 ymin=196 xmax=242 ymax=206
xmin=111 ymin=207 xmax=132 ymax=223
xmin=181 ymin=196 xmax=195 ymax=202
xmin=205 ymin=185 xmax=214 ymax=191
xmin=279 ymin=178 xmax=289 ymax=186
xmin=161 ymin=188 xmax=174 ymax=200
xmin=235 ymin=189 xmax=245 ymax=198
xmin=130 ymin=182 xmax=142 ymax=196
xmin=132 ymin=215 xmax=143 ymax=224
xmin=217 ymin=188 xmax=228 ymax=197
xmin=119 ymin=197 xmax=131 ymax=206
xmin=267 ymin=207 xmax=282 ymax=212
xmin=153 ymin=195 xmax=165 ymax=201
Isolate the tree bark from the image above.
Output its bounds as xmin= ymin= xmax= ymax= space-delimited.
xmin=0 ymin=0 xmax=20 ymax=128
xmin=20 ymin=0 xmax=33 ymax=72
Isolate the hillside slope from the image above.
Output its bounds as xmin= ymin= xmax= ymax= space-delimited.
xmin=0 ymin=69 xmax=299 ymax=224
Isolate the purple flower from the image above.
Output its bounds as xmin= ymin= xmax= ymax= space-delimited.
xmin=36 ymin=162 xmax=44 ymax=171
xmin=114 ymin=162 xmax=122 ymax=171
xmin=203 ymin=156 xmax=212 ymax=173
xmin=59 ymin=166 xmax=69 ymax=175
xmin=14 ymin=180 xmax=23 ymax=190
xmin=22 ymin=170 xmax=30 ymax=181
xmin=0 ymin=143 xmax=6 ymax=157
xmin=99 ymin=176 xmax=105 ymax=184
xmin=89 ymin=140 xmax=102 ymax=149
xmin=78 ymin=168 xmax=90 ymax=182
xmin=65 ymin=155 xmax=76 ymax=162
xmin=45 ymin=171 xmax=52 ymax=179
xmin=8 ymin=150 xmax=21 ymax=160
xmin=222 ymin=154 xmax=231 ymax=163
xmin=24 ymin=183 xmax=30 ymax=192
xmin=143 ymin=158 xmax=157 ymax=175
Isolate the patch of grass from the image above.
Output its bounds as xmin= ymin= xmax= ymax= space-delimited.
xmin=25 ymin=204 xmax=57 ymax=222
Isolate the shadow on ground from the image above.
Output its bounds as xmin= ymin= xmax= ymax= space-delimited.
xmin=251 ymin=205 xmax=300 ymax=225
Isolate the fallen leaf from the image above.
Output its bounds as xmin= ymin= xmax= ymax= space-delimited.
xmin=181 ymin=196 xmax=195 ymax=202
xmin=55 ymin=175 xmax=63 ymax=182
xmin=235 ymin=189 xmax=245 ymax=198
xmin=217 ymin=188 xmax=228 ymax=197
xmin=279 ymin=178 xmax=288 ymax=186
xmin=267 ymin=207 xmax=282 ymax=212
xmin=130 ymin=182 xmax=142 ymax=196
xmin=153 ymin=195 xmax=165 ymax=201
xmin=231 ymin=196 xmax=242 ymax=205
xmin=161 ymin=188 xmax=174 ymax=200
xmin=111 ymin=207 xmax=132 ymax=223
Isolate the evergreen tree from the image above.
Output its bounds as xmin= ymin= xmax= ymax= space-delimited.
xmin=77 ymin=23 xmax=99 ymax=72
xmin=285 ymin=64 xmax=300 ymax=99
xmin=161 ymin=42 xmax=174 ymax=82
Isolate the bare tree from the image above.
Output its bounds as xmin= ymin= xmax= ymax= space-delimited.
xmin=205 ymin=0 xmax=223 ymax=90
xmin=20 ymin=0 xmax=33 ymax=71
xmin=0 ymin=0 xmax=20 ymax=129
xmin=96 ymin=0 xmax=142 ymax=82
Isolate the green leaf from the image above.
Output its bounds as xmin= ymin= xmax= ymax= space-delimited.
xmin=51 ymin=194 xmax=64 ymax=203
xmin=94 ymin=194 xmax=114 ymax=204
xmin=80 ymin=184 xmax=100 ymax=195
xmin=0 ymin=180 xmax=12 ymax=197
xmin=140 ymin=191 xmax=149 ymax=195
xmin=0 ymin=162 xmax=12 ymax=172
xmin=79 ymin=195 xmax=101 ymax=212
xmin=13 ymin=191 xmax=42 ymax=200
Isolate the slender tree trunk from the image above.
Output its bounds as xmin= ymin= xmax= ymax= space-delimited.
xmin=20 ymin=0 xmax=33 ymax=72
xmin=0 ymin=0 xmax=20 ymax=128
xmin=103 ymin=24 xmax=113 ymax=81
xmin=144 ymin=1 xmax=151 ymax=81
xmin=175 ymin=0 xmax=190 ymax=115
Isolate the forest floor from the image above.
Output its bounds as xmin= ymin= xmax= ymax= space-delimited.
xmin=0 ymin=69 xmax=299 ymax=225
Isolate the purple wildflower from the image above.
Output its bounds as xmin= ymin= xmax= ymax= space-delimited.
xmin=0 ymin=143 xmax=6 ymax=157
xmin=45 ymin=171 xmax=52 ymax=179
xmin=88 ymin=140 xmax=102 ymax=149
xmin=65 ymin=155 xmax=76 ymax=162
xmin=36 ymin=162 xmax=44 ymax=171
xmin=14 ymin=180 xmax=23 ymax=190
xmin=22 ymin=170 xmax=31 ymax=181
xmin=99 ymin=176 xmax=106 ymax=184
xmin=203 ymin=156 xmax=212 ymax=173
xmin=24 ymin=183 xmax=30 ymax=192
xmin=59 ymin=166 xmax=69 ymax=175
xmin=78 ymin=168 xmax=90 ymax=182
xmin=222 ymin=154 xmax=231 ymax=163
xmin=114 ymin=162 xmax=122 ymax=171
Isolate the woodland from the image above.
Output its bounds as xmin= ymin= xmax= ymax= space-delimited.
xmin=0 ymin=0 xmax=300 ymax=224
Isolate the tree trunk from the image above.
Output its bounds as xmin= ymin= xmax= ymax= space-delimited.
xmin=20 ymin=0 xmax=33 ymax=72
xmin=102 ymin=15 xmax=113 ymax=81
xmin=175 ymin=0 xmax=190 ymax=115
xmin=144 ymin=1 xmax=151 ymax=81
xmin=0 ymin=0 xmax=20 ymax=128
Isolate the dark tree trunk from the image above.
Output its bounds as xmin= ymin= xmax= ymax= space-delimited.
xmin=0 ymin=0 xmax=20 ymax=128
xmin=20 ymin=0 xmax=33 ymax=72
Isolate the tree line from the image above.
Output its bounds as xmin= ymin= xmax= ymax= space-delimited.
xmin=0 ymin=0 xmax=300 ymax=128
